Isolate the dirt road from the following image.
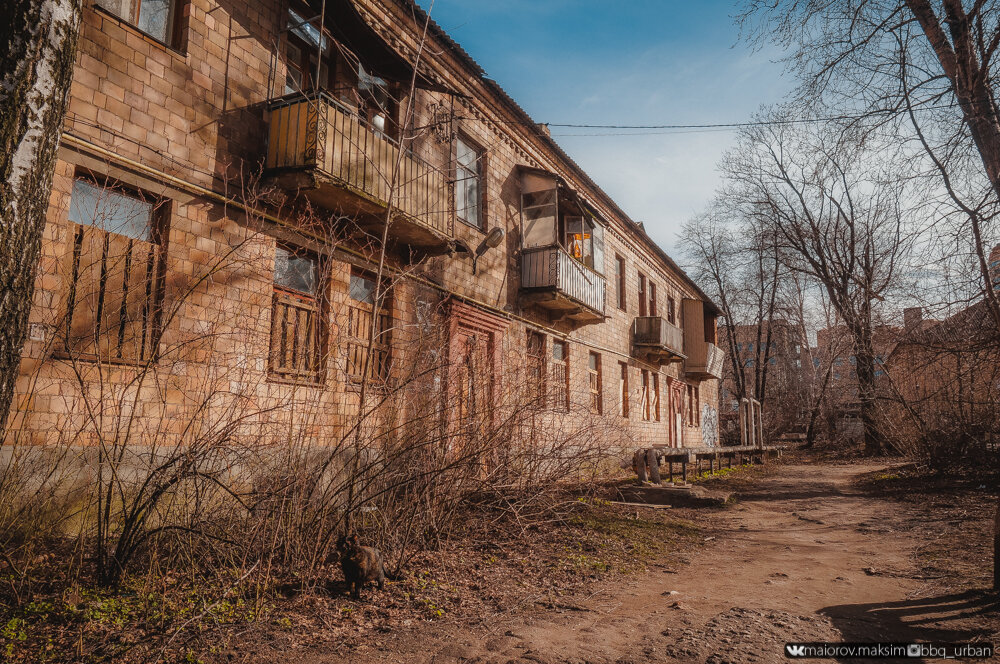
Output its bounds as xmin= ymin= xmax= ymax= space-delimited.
xmin=296 ymin=462 xmax=996 ymax=664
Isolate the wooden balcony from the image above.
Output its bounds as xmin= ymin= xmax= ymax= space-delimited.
xmin=266 ymin=92 xmax=452 ymax=252
xmin=685 ymin=342 xmax=725 ymax=380
xmin=520 ymin=245 xmax=606 ymax=323
xmin=632 ymin=316 xmax=684 ymax=365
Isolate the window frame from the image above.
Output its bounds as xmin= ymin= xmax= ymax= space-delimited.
xmin=550 ymin=339 xmax=569 ymax=412
xmin=268 ymin=244 xmax=326 ymax=385
xmin=455 ymin=134 xmax=486 ymax=230
xmin=618 ymin=361 xmax=629 ymax=418
xmin=640 ymin=369 xmax=651 ymax=421
xmin=588 ymin=351 xmax=603 ymax=415
xmin=615 ymin=255 xmax=626 ymax=311
xmin=344 ymin=268 xmax=393 ymax=386
xmin=638 ymin=273 xmax=647 ymax=317
xmin=59 ymin=174 xmax=169 ymax=366
xmin=527 ymin=330 xmax=546 ymax=405
xmin=93 ymin=0 xmax=186 ymax=51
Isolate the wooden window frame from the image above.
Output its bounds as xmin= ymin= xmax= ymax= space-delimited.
xmin=638 ymin=272 xmax=647 ymax=317
xmin=653 ymin=373 xmax=661 ymax=421
xmin=615 ymin=255 xmax=626 ymax=311
xmin=588 ymin=351 xmax=603 ymax=415
xmin=667 ymin=297 xmax=676 ymax=325
xmin=269 ymin=244 xmax=326 ymax=385
xmin=93 ymin=0 xmax=187 ymax=51
xmin=58 ymin=174 xmax=168 ymax=366
xmin=455 ymin=133 xmax=486 ymax=230
xmin=619 ymin=361 xmax=629 ymax=418
xmin=649 ymin=282 xmax=658 ymax=317
xmin=641 ymin=369 xmax=651 ymax=421
xmin=550 ymin=339 xmax=569 ymax=412
xmin=527 ymin=330 xmax=546 ymax=405
xmin=344 ymin=268 xmax=392 ymax=386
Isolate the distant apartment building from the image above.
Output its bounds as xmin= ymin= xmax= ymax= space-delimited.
xmin=885 ymin=246 xmax=1000 ymax=446
xmin=7 ymin=0 xmax=724 ymax=456
xmin=718 ymin=319 xmax=808 ymax=440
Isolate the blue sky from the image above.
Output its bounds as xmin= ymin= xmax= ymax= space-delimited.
xmin=417 ymin=0 xmax=791 ymax=255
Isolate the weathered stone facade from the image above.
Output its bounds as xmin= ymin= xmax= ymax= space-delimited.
xmin=8 ymin=0 xmax=722 ymax=455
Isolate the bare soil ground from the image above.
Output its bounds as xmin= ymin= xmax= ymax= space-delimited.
xmin=277 ymin=459 xmax=998 ymax=664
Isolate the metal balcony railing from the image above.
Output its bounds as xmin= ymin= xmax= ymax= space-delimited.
xmin=520 ymin=245 xmax=606 ymax=318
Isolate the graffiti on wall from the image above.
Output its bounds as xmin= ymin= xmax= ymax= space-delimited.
xmin=701 ymin=404 xmax=719 ymax=446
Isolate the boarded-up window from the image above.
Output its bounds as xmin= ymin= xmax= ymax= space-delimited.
xmin=641 ymin=369 xmax=651 ymax=421
xmin=615 ymin=255 xmax=626 ymax=310
xmin=550 ymin=340 xmax=568 ymax=412
xmin=588 ymin=352 xmax=602 ymax=414
xmin=638 ymin=273 xmax=647 ymax=317
xmin=61 ymin=177 xmax=165 ymax=364
xmin=527 ymin=331 xmax=546 ymax=405
xmin=619 ymin=361 xmax=629 ymax=418
xmin=653 ymin=374 xmax=661 ymax=421
xmin=345 ymin=270 xmax=391 ymax=382
xmin=270 ymin=246 xmax=323 ymax=384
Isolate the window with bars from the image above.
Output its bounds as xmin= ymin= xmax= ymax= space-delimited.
xmin=550 ymin=340 xmax=569 ymax=412
xmin=269 ymin=246 xmax=324 ymax=384
xmin=618 ymin=361 xmax=629 ymax=418
xmin=588 ymin=351 xmax=602 ymax=414
xmin=345 ymin=270 xmax=392 ymax=383
xmin=527 ymin=331 xmax=545 ymax=405
xmin=60 ymin=177 xmax=166 ymax=365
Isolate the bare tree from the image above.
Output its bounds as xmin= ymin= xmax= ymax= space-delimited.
xmin=0 ymin=0 xmax=82 ymax=430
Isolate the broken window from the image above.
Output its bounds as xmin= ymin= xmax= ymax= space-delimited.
xmin=588 ymin=351 xmax=602 ymax=414
xmin=61 ymin=176 xmax=166 ymax=364
xmin=518 ymin=168 xmax=605 ymax=273
xmin=96 ymin=0 xmax=179 ymax=45
xmin=550 ymin=340 xmax=569 ymax=412
xmin=270 ymin=246 xmax=323 ymax=384
xmin=345 ymin=270 xmax=392 ymax=383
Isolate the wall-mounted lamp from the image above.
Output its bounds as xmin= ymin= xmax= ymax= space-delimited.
xmin=455 ymin=227 xmax=504 ymax=275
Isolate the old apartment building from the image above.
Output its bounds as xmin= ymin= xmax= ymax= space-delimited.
xmin=8 ymin=0 xmax=723 ymax=455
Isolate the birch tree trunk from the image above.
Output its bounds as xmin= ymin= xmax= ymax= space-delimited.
xmin=0 ymin=0 xmax=82 ymax=429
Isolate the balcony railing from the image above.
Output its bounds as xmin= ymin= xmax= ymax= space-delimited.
xmin=266 ymin=92 xmax=452 ymax=240
xmin=685 ymin=341 xmax=725 ymax=380
xmin=632 ymin=316 xmax=684 ymax=362
xmin=520 ymin=245 xmax=606 ymax=321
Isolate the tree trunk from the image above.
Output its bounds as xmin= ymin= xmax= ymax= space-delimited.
xmin=0 ymin=0 xmax=81 ymax=431
xmin=995 ymin=494 xmax=1000 ymax=592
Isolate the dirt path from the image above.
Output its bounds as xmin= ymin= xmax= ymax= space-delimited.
xmin=294 ymin=462 xmax=995 ymax=664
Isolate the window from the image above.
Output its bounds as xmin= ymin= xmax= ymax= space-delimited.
xmin=270 ymin=246 xmax=323 ymax=384
xmin=638 ymin=273 xmax=647 ymax=317
xmin=588 ymin=352 xmax=602 ymax=414
xmin=641 ymin=369 xmax=651 ymax=421
xmin=95 ymin=0 xmax=181 ymax=46
xmin=618 ymin=361 xmax=629 ymax=417
xmin=550 ymin=340 xmax=569 ymax=412
xmin=649 ymin=282 xmax=657 ymax=317
xmin=615 ymin=255 xmax=626 ymax=310
xmin=527 ymin=331 xmax=546 ymax=404
xmin=345 ymin=270 xmax=392 ymax=383
xmin=652 ymin=374 xmax=661 ymax=421
xmin=456 ymin=136 xmax=484 ymax=228
xmin=284 ymin=8 xmax=335 ymax=95
xmin=667 ymin=297 xmax=676 ymax=324
xmin=686 ymin=384 xmax=700 ymax=426
xmin=61 ymin=177 xmax=165 ymax=364
xmin=564 ymin=215 xmax=604 ymax=272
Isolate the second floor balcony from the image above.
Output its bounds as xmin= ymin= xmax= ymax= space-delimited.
xmin=685 ymin=341 xmax=725 ymax=380
xmin=632 ymin=316 xmax=684 ymax=365
xmin=520 ymin=245 xmax=606 ymax=324
xmin=265 ymin=92 xmax=453 ymax=253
